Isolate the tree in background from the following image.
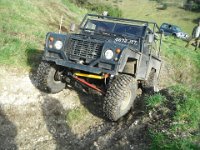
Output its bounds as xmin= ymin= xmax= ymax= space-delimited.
xmin=184 ymin=0 xmax=200 ymax=11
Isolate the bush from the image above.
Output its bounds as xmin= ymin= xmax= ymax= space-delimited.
xmin=149 ymin=0 xmax=163 ymax=2
xmin=184 ymin=0 xmax=200 ymax=11
xmin=69 ymin=0 xmax=88 ymax=6
xmin=69 ymin=0 xmax=122 ymax=17
xmin=192 ymin=2 xmax=200 ymax=11
xmin=157 ymin=3 xmax=168 ymax=10
xmin=87 ymin=3 xmax=122 ymax=17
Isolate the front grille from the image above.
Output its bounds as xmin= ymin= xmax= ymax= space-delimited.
xmin=65 ymin=38 xmax=103 ymax=63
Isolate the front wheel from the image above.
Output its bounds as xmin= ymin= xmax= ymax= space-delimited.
xmin=103 ymin=74 xmax=137 ymax=121
xmin=37 ymin=61 xmax=66 ymax=93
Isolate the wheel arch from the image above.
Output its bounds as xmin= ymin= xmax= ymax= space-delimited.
xmin=121 ymin=58 xmax=137 ymax=75
xmin=118 ymin=48 xmax=141 ymax=76
xmin=172 ymin=32 xmax=177 ymax=37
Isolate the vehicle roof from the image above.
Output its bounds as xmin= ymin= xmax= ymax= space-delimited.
xmin=80 ymin=14 xmax=160 ymax=31
xmin=161 ymin=23 xmax=180 ymax=28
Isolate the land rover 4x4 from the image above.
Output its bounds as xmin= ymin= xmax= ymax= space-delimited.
xmin=37 ymin=14 xmax=163 ymax=121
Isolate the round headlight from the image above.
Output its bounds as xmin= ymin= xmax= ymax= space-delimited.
xmin=54 ymin=41 xmax=63 ymax=50
xmin=104 ymin=49 xmax=114 ymax=60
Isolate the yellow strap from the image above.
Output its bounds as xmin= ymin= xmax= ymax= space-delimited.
xmin=74 ymin=73 xmax=104 ymax=79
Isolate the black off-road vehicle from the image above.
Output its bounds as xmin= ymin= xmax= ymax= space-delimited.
xmin=37 ymin=14 xmax=162 ymax=121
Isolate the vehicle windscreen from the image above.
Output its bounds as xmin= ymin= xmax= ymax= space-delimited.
xmin=83 ymin=19 xmax=146 ymax=37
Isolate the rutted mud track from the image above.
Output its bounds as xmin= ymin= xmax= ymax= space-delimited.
xmin=0 ymin=67 xmax=151 ymax=150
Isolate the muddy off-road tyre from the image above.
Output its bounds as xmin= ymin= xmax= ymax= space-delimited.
xmin=103 ymin=74 xmax=137 ymax=121
xmin=37 ymin=61 xmax=65 ymax=93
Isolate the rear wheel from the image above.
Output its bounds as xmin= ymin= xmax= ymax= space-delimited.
xmin=37 ymin=61 xmax=66 ymax=93
xmin=172 ymin=33 xmax=177 ymax=38
xmin=103 ymin=74 xmax=137 ymax=121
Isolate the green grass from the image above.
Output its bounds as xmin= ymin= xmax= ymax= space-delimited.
xmin=171 ymin=86 xmax=200 ymax=134
xmin=150 ymin=131 xmax=199 ymax=150
xmin=148 ymin=85 xmax=200 ymax=150
xmin=146 ymin=93 xmax=166 ymax=108
xmin=66 ymin=106 xmax=101 ymax=133
xmin=148 ymin=36 xmax=200 ymax=149
xmin=0 ymin=0 xmax=86 ymax=70
xmin=62 ymin=0 xmax=87 ymax=19
xmin=160 ymin=37 xmax=200 ymax=88
xmin=66 ymin=106 xmax=90 ymax=126
xmin=142 ymin=27 xmax=199 ymax=149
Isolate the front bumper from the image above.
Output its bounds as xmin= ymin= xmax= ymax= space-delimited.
xmin=43 ymin=52 xmax=119 ymax=75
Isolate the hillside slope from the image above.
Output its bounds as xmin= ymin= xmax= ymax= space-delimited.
xmin=104 ymin=0 xmax=198 ymax=33
xmin=0 ymin=0 xmax=199 ymax=149
xmin=0 ymin=0 xmax=86 ymax=69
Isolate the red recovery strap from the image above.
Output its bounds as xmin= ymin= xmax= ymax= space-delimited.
xmin=73 ymin=76 xmax=105 ymax=95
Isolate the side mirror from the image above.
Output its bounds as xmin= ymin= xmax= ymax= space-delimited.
xmin=147 ymin=34 xmax=154 ymax=43
xmin=70 ymin=23 xmax=76 ymax=32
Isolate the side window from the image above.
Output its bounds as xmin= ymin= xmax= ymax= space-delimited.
xmin=171 ymin=26 xmax=177 ymax=31
xmin=161 ymin=24 xmax=168 ymax=29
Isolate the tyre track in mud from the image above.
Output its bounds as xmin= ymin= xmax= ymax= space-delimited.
xmin=0 ymin=68 xmax=151 ymax=150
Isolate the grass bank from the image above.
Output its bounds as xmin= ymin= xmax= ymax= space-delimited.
xmin=147 ymin=85 xmax=200 ymax=149
xmin=146 ymin=37 xmax=200 ymax=149
xmin=104 ymin=0 xmax=198 ymax=33
xmin=0 ymin=0 xmax=86 ymax=70
xmin=160 ymin=37 xmax=200 ymax=88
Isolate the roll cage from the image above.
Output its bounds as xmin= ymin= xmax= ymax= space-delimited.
xmin=80 ymin=14 xmax=161 ymax=37
xmin=79 ymin=14 xmax=163 ymax=58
